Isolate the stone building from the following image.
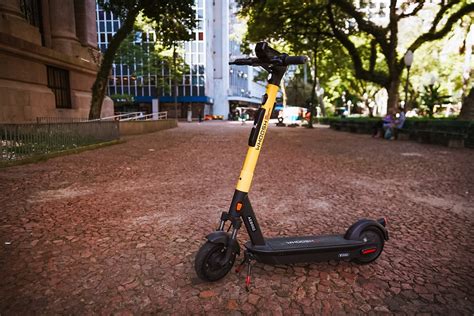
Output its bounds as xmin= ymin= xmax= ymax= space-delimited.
xmin=0 ymin=0 xmax=112 ymax=123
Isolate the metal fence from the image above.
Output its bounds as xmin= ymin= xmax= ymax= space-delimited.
xmin=0 ymin=121 xmax=120 ymax=162
xmin=36 ymin=117 xmax=89 ymax=123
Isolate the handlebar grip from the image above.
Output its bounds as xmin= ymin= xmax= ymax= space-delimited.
xmin=284 ymin=56 xmax=308 ymax=65
xmin=229 ymin=58 xmax=259 ymax=65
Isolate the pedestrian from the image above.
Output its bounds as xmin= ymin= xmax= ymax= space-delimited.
xmin=198 ymin=108 xmax=202 ymax=123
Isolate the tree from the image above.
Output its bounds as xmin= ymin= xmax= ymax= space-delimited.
xmin=419 ymin=83 xmax=451 ymax=117
xmin=240 ymin=0 xmax=337 ymax=126
xmin=115 ymin=22 xmax=189 ymax=105
xmin=89 ymin=0 xmax=195 ymax=120
xmin=459 ymin=87 xmax=474 ymax=120
xmin=239 ymin=1 xmax=474 ymax=117
xmin=326 ymin=0 xmax=474 ymax=113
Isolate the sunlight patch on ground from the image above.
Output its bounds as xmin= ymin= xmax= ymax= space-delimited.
xmin=28 ymin=187 xmax=92 ymax=203
xmin=400 ymin=152 xmax=423 ymax=157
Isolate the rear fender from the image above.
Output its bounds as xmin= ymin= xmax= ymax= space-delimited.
xmin=344 ymin=219 xmax=389 ymax=241
xmin=206 ymin=231 xmax=241 ymax=255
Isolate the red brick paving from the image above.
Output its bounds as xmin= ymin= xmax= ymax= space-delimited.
xmin=0 ymin=122 xmax=473 ymax=314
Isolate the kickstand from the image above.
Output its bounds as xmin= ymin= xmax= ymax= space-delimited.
xmin=235 ymin=251 xmax=249 ymax=274
xmin=234 ymin=251 xmax=254 ymax=292
xmin=245 ymin=259 xmax=253 ymax=292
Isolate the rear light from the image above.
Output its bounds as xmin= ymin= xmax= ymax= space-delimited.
xmin=362 ymin=248 xmax=377 ymax=255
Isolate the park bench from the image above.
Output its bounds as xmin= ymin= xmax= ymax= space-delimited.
xmin=328 ymin=118 xmax=473 ymax=148
xmin=329 ymin=119 xmax=375 ymax=134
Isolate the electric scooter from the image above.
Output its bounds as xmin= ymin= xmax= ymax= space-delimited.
xmin=195 ymin=42 xmax=388 ymax=289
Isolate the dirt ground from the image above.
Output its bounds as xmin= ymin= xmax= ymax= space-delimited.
xmin=0 ymin=121 xmax=473 ymax=314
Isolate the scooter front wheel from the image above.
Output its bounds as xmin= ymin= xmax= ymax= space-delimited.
xmin=195 ymin=241 xmax=237 ymax=282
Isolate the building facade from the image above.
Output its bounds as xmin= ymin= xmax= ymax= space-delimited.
xmin=97 ymin=0 xmax=264 ymax=120
xmin=0 ymin=0 xmax=113 ymax=123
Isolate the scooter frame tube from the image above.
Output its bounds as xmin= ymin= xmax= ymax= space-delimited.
xmin=227 ymin=80 xmax=283 ymax=246
xmin=236 ymin=83 xmax=279 ymax=193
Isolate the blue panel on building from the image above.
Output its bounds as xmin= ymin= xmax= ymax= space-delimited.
xmin=133 ymin=96 xmax=154 ymax=103
xmin=133 ymin=96 xmax=214 ymax=104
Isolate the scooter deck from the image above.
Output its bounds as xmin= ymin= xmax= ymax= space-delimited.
xmin=245 ymin=234 xmax=368 ymax=265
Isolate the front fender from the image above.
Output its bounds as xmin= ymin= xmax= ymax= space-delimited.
xmin=206 ymin=231 xmax=241 ymax=255
xmin=344 ymin=219 xmax=389 ymax=241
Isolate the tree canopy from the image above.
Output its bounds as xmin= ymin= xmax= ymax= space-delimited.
xmin=238 ymin=0 xmax=474 ymax=118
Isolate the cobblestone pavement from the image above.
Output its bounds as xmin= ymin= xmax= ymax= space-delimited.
xmin=0 ymin=122 xmax=473 ymax=315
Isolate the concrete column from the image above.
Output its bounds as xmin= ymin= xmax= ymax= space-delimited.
xmin=49 ymin=0 xmax=80 ymax=56
xmin=0 ymin=0 xmax=42 ymax=45
xmin=211 ymin=0 xmax=230 ymax=118
xmin=39 ymin=0 xmax=52 ymax=48
xmin=74 ymin=0 xmax=97 ymax=48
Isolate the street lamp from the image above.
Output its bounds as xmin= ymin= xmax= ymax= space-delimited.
xmin=403 ymin=50 xmax=414 ymax=110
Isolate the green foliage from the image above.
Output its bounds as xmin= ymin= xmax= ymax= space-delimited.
xmin=238 ymin=0 xmax=474 ymax=118
xmin=98 ymin=0 xmax=196 ymax=47
xmin=285 ymin=76 xmax=312 ymax=107
xmin=110 ymin=93 xmax=134 ymax=103
xmin=114 ymin=22 xmax=189 ymax=94
xmin=419 ymin=84 xmax=451 ymax=118
xmin=239 ymin=0 xmax=348 ymax=123
xmin=406 ymin=14 xmax=473 ymax=106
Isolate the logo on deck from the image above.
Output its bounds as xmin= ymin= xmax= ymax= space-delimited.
xmin=286 ymin=239 xmax=316 ymax=244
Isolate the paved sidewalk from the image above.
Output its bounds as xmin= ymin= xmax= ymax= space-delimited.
xmin=0 ymin=122 xmax=473 ymax=314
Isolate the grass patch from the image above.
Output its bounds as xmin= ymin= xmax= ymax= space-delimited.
xmin=0 ymin=139 xmax=125 ymax=169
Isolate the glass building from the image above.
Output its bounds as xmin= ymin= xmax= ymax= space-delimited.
xmin=96 ymin=0 xmax=264 ymax=119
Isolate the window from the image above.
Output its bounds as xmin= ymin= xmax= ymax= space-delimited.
xmin=20 ymin=0 xmax=41 ymax=27
xmin=20 ymin=0 xmax=44 ymax=45
xmin=47 ymin=66 xmax=72 ymax=109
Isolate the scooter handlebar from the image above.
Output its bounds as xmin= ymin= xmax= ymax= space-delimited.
xmin=230 ymin=55 xmax=308 ymax=67
xmin=229 ymin=58 xmax=260 ymax=66
xmin=283 ymin=55 xmax=308 ymax=65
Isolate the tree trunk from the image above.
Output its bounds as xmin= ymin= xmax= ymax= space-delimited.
xmin=89 ymin=10 xmax=138 ymax=120
xmin=386 ymin=78 xmax=401 ymax=114
xmin=462 ymin=25 xmax=474 ymax=98
xmin=281 ymin=81 xmax=287 ymax=109
xmin=307 ymin=50 xmax=319 ymax=128
xmin=459 ymin=87 xmax=474 ymax=120
xmin=173 ymin=44 xmax=178 ymax=120
xmin=316 ymin=78 xmax=326 ymax=117
xmin=308 ymin=76 xmax=316 ymax=128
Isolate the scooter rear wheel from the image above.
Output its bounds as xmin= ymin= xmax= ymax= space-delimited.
xmin=195 ymin=241 xmax=236 ymax=281
xmin=354 ymin=228 xmax=384 ymax=264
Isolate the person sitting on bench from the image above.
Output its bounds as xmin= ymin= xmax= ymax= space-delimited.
xmin=393 ymin=107 xmax=407 ymax=139
xmin=382 ymin=111 xmax=395 ymax=139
